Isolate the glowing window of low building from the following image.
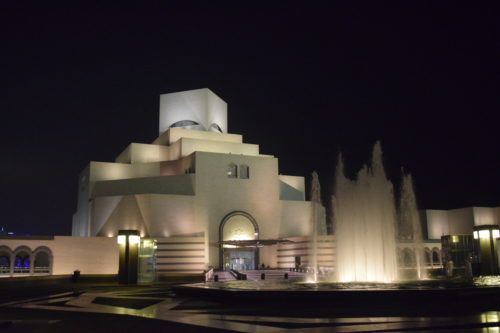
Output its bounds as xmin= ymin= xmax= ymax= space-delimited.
xmin=240 ymin=164 xmax=249 ymax=179
xmin=227 ymin=163 xmax=237 ymax=178
xmin=479 ymin=230 xmax=490 ymax=239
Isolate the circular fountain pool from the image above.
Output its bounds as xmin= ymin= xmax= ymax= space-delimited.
xmin=172 ymin=278 xmax=500 ymax=309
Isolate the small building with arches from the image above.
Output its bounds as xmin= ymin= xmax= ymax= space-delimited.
xmin=0 ymin=236 xmax=118 ymax=278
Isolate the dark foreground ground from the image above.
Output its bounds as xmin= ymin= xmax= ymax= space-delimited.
xmin=0 ymin=277 xmax=228 ymax=332
xmin=2 ymin=276 xmax=500 ymax=332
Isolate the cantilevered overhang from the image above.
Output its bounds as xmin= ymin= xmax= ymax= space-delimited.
xmin=92 ymin=174 xmax=195 ymax=197
xmin=219 ymin=239 xmax=294 ymax=248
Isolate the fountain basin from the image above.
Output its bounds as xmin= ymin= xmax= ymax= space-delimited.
xmin=172 ymin=280 xmax=500 ymax=309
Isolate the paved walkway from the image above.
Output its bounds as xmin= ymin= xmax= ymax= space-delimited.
xmin=1 ymin=283 xmax=500 ymax=331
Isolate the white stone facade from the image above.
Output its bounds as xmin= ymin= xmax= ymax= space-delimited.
xmin=72 ymin=88 xmax=326 ymax=270
xmin=424 ymin=206 xmax=500 ymax=239
xmin=0 ymin=236 xmax=118 ymax=277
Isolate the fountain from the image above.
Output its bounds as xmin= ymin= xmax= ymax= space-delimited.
xmin=308 ymin=171 xmax=322 ymax=282
xmin=333 ymin=142 xmax=398 ymax=282
xmin=175 ymin=141 xmax=500 ymax=308
xmin=398 ymin=172 xmax=427 ymax=279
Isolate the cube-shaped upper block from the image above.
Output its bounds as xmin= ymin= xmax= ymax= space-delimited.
xmin=159 ymin=88 xmax=228 ymax=135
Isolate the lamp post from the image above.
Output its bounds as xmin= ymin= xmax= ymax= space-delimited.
xmin=117 ymin=230 xmax=140 ymax=284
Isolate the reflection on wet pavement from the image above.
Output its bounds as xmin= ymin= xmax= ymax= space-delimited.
xmin=2 ymin=286 xmax=500 ymax=332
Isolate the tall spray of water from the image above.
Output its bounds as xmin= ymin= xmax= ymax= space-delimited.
xmin=398 ymin=172 xmax=427 ymax=279
xmin=309 ymin=171 xmax=322 ymax=282
xmin=333 ymin=142 xmax=398 ymax=282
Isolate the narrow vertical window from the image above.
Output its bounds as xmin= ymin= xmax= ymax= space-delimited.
xmin=240 ymin=164 xmax=249 ymax=179
xmin=227 ymin=163 xmax=237 ymax=178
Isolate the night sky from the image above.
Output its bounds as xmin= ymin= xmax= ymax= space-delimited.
xmin=2 ymin=4 xmax=500 ymax=236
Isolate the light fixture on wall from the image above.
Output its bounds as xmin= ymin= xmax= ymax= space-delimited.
xmin=117 ymin=234 xmax=140 ymax=245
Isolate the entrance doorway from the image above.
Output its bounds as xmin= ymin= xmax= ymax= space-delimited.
xmin=223 ymin=250 xmax=255 ymax=271
xmin=219 ymin=211 xmax=259 ymax=271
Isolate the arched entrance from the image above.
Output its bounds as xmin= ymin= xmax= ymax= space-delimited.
xmin=0 ymin=246 xmax=12 ymax=275
xmin=402 ymin=248 xmax=416 ymax=267
xmin=33 ymin=246 xmax=53 ymax=274
xmin=13 ymin=246 xmax=32 ymax=274
xmin=219 ymin=211 xmax=259 ymax=271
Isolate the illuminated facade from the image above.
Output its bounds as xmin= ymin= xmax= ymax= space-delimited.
xmin=423 ymin=207 xmax=500 ymax=275
xmin=423 ymin=207 xmax=500 ymax=239
xmin=3 ymin=88 xmax=498 ymax=279
xmin=72 ymin=88 xmax=327 ymax=272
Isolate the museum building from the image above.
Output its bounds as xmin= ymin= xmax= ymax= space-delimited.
xmin=0 ymin=88 xmax=330 ymax=279
xmin=1 ymin=88 xmax=499 ymax=280
xmin=72 ymin=87 xmax=329 ymax=274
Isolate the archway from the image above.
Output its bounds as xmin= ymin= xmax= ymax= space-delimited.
xmin=13 ymin=246 xmax=32 ymax=274
xmin=33 ymin=246 xmax=52 ymax=274
xmin=0 ymin=246 xmax=12 ymax=275
xmin=432 ymin=248 xmax=441 ymax=266
xmin=397 ymin=248 xmax=403 ymax=266
xmin=402 ymin=248 xmax=416 ymax=267
xmin=219 ymin=211 xmax=259 ymax=271
xmin=424 ymin=247 xmax=432 ymax=266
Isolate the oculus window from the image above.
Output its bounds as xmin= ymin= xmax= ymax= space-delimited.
xmin=169 ymin=120 xmax=206 ymax=131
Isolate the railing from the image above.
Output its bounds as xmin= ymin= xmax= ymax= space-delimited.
xmin=13 ymin=267 xmax=30 ymax=274
xmin=34 ymin=266 xmax=50 ymax=274
xmin=205 ymin=267 xmax=214 ymax=281
xmin=230 ymin=269 xmax=247 ymax=280
xmin=0 ymin=265 xmax=52 ymax=277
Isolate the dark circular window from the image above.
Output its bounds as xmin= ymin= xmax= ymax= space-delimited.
xmin=169 ymin=120 xmax=206 ymax=131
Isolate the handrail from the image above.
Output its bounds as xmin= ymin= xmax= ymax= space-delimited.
xmin=230 ymin=269 xmax=247 ymax=280
xmin=205 ymin=267 xmax=214 ymax=281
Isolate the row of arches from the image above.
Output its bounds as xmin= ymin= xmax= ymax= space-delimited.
xmin=398 ymin=247 xmax=441 ymax=267
xmin=0 ymin=246 xmax=53 ymax=276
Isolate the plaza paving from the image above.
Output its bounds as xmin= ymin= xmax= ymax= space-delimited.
xmin=1 ymin=276 xmax=500 ymax=332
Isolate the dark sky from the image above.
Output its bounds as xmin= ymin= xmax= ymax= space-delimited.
xmin=2 ymin=4 xmax=500 ymax=235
